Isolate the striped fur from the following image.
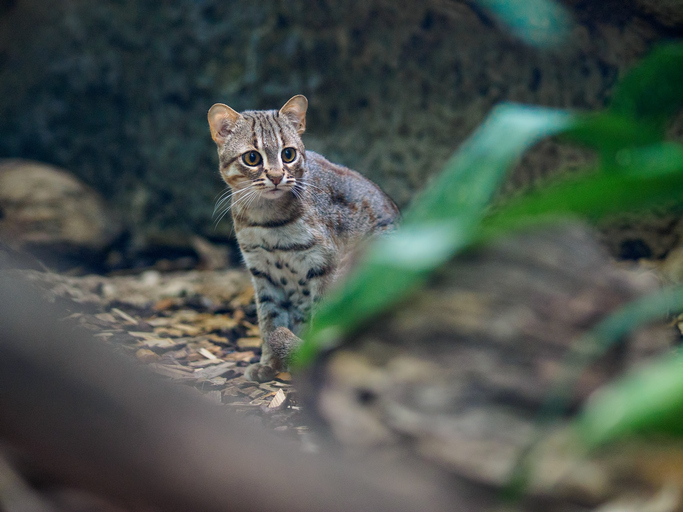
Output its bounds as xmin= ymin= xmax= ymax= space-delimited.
xmin=208 ymin=95 xmax=400 ymax=381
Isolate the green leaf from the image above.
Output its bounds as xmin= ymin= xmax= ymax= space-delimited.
xmin=577 ymin=286 xmax=683 ymax=447
xmin=474 ymin=0 xmax=573 ymax=47
xmin=294 ymin=44 xmax=683 ymax=367
xmin=507 ymin=287 xmax=683 ymax=496
xmin=562 ymin=111 xmax=661 ymax=154
xmin=548 ymin=287 xmax=683 ymax=418
xmin=294 ymin=104 xmax=574 ymax=366
xmin=481 ymin=143 xmax=683 ymax=238
xmin=579 ymin=350 xmax=683 ymax=446
xmin=609 ymin=43 xmax=683 ymax=131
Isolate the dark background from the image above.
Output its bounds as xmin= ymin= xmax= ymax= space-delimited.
xmin=1 ymin=0 xmax=682 ymax=265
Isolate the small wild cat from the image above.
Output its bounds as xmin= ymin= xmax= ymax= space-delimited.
xmin=208 ymin=95 xmax=399 ymax=382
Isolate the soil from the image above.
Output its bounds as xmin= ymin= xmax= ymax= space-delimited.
xmin=10 ymin=266 xmax=311 ymax=442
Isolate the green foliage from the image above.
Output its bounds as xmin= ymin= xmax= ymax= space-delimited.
xmin=294 ymin=41 xmax=683 ymax=368
xmin=578 ymin=343 xmax=683 ymax=446
xmin=474 ymin=0 xmax=573 ymax=47
xmin=609 ymin=44 xmax=683 ymax=133
xmin=482 ymin=143 xmax=683 ymax=238
xmin=294 ymin=105 xmax=573 ymax=364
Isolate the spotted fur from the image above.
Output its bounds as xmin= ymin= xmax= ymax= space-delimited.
xmin=208 ymin=95 xmax=399 ymax=381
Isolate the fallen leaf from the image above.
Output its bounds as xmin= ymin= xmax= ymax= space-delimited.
xmin=129 ymin=332 xmax=177 ymax=349
xmin=193 ymin=361 xmax=236 ymax=380
xmin=146 ymin=317 xmax=173 ymax=327
xmin=224 ymin=351 xmax=256 ymax=362
xmin=148 ymin=363 xmax=194 ymax=379
xmin=202 ymin=333 xmax=230 ymax=344
xmin=95 ymin=313 xmax=117 ymax=323
xmin=111 ymin=307 xmax=138 ymax=324
xmin=153 ymin=298 xmax=176 ymax=311
xmin=154 ymin=327 xmax=186 ymax=338
xmin=145 ymin=339 xmax=177 ymax=349
xmin=188 ymin=359 xmax=226 ymax=368
xmin=237 ymin=337 xmax=261 ymax=349
xmin=204 ymin=390 xmax=223 ymax=404
xmin=230 ymin=285 xmax=255 ymax=308
xmin=198 ymin=347 xmax=218 ymax=360
xmin=173 ymin=324 xmax=202 ymax=336
xmin=135 ymin=348 xmax=160 ymax=363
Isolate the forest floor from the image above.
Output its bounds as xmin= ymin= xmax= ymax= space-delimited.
xmin=14 ymin=267 xmax=311 ymax=444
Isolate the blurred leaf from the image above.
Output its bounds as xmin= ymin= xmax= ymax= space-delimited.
xmin=577 ymin=287 xmax=683 ymax=447
xmin=404 ymin=104 xmax=572 ymax=225
xmin=294 ymin=44 xmax=683 ymax=367
xmin=294 ymin=104 xmax=573 ymax=365
xmin=562 ymin=111 xmax=662 ymax=155
xmin=508 ymin=287 xmax=683 ymax=496
xmin=617 ymin=142 xmax=683 ymax=176
xmin=580 ymin=350 xmax=683 ymax=444
xmin=474 ymin=0 xmax=573 ymax=47
xmin=549 ymin=287 xmax=683 ymax=417
xmin=609 ymin=43 xmax=683 ymax=132
xmin=481 ymin=143 xmax=683 ymax=238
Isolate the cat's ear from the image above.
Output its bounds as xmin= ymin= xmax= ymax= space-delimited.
xmin=279 ymin=95 xmax=308 ymax=135
xmin=208 ymin=103 xmax=241 ymax=145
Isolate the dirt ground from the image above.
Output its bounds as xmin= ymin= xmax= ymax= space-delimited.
xmin=10 ymin=267 xmax=311 ymax=443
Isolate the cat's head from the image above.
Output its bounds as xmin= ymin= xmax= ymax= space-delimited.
xmin=207 ymin=95 xmax=308 ymax=200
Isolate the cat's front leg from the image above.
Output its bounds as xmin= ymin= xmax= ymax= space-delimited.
xmin=244 ymin=327 xmax=302 ymax=382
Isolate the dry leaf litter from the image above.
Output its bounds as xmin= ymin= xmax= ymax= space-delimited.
xmin=12 ymin=268 xmax=309 ymax=442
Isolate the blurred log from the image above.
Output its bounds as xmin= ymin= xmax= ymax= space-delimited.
xmin=0 ymin=273 xmax=474 ymax=512
xmin=0 ymin=223 xmax=676 ymax=511
xmin=300 ymin=223 xmax=676 ymax=509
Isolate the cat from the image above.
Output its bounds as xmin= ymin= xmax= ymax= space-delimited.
xmin=208 ymin=95 xmax=399 ymax=382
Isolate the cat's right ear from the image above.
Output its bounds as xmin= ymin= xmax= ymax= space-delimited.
xmin=279 ymin=95 xmax=308 ymax=135
xmin=208 ymin=104 xmax=241 ymax=145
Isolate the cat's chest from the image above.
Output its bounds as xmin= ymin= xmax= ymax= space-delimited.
xmin=236 ymin=221 xmax=334 ymax=298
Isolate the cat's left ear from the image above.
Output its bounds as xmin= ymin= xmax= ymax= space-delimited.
xmin=279 ymin=95 xmax=308 ymax=135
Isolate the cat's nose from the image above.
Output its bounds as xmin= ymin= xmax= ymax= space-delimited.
xmin=268 ymin=174 xmax=283 ymax=186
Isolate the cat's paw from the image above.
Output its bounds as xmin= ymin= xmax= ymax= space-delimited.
xmin=244 ymin=363 xmax=278 ymax=383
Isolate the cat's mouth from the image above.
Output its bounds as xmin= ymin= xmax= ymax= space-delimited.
xmin=262 ymin=188 xmax=288 ymax=199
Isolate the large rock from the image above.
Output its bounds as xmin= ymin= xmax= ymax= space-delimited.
xmin=0 ymin=160 xmax=120 ymax=262
xmin=0 ymin=0 xmax=682 ymax=258
xmin=632 ymin=0 xmax=683 ymax=26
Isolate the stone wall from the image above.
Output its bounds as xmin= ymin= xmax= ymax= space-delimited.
xmin=0 ymin=0 xmax=681 ymax=261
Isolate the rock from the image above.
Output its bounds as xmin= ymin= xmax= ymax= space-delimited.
xmin=0 ymin=159 xmax=120 ymax=261
xmin=0 ymin=0 xmax=676 ymax=252
xmin=633 ymin=0 xmax=683 ymax=27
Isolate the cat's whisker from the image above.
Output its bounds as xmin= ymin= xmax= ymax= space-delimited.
xmin=244 ymin=188 xmax=264 ymax=212
xmin=214 ymin=184 xmax=257 ymax=219
xmin=213 ymin=188 xmax=236 ymax=215
xmin=213 ymin=185 xmax=251 ymax=215
xmin=291 ymin=184 xmax=304 ymax=202
xmin=229 ymin=187 xmax=261 ymax=215
xmin=213 ymin=186 xmax=260 ymax=229
xmin=297 ymin=178 xmax=326 ymax=195
xmin=213 ymin=187 xmax=233 ymax=203
xmin=300 ymin=181 xmax=325 ymax=193
xmin=213 ymin=189 xmax=246 ymax=217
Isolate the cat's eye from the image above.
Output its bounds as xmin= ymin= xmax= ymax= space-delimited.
xmin=281 ymin=147 xmax=297 ymax=163
xmin=242 ymin=151 xmax=262 ymax=166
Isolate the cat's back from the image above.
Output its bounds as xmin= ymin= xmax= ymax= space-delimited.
xmin=304 ymin=151 xmax=399 ymax=241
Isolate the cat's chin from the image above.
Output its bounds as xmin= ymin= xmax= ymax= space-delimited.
xmin=262 ymin=188 xmax=289 ymax=199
